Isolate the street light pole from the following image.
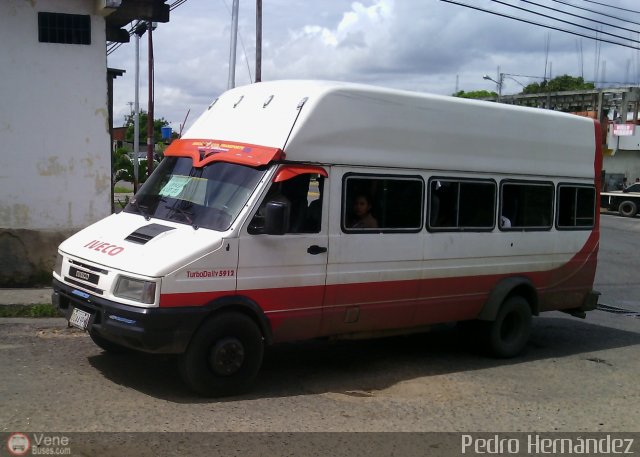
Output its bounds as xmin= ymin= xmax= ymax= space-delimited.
xmin=483 ymin=72 xmax=504 ymax=102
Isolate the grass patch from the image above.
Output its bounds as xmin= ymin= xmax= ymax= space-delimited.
xmin=114 ymin=185 xmax=133 ymax=194
xmin=0 ymin=304 xmax=62 ymax=318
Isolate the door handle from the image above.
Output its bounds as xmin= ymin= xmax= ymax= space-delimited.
xmin=307 ymin=245 xmax=327 ymax=255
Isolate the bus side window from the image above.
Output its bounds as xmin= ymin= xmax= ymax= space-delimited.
xmin=430 ymin=181 xmax=457 ymax=227
xmin=248 ymin=173 xmax=324 ymax=234
xmin=342 ymin=175 xmax=423 ymax=232
xmin=428 ymin=178 xmax=495 ymax=230
xmin=500 ymin=181 xmax=554 ymax=230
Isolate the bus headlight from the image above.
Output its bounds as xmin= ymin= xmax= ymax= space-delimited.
xmin=114 ymin=276 xmax=157 ymax=304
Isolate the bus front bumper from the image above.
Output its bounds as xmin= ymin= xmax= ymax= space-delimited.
xmin=52 ymin=278 xmax=208 ymax=354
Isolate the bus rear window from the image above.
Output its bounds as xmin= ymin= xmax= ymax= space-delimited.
xmin=557 ymin=185 xmax=595 ymax=229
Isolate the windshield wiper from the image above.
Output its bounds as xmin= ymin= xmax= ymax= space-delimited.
xmin=165 ymin=205 xmax=198 ymax=229
xmin=129 ymin=199 xmax=151 ymax=221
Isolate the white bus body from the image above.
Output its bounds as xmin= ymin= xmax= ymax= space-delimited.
xmin=53 ymin=80 xmax=601 ymax=396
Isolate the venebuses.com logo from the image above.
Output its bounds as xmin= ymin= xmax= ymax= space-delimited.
xmin=6 ymin=433 xmax=30 ymax=456
xmin=6 ymin=433 xmax=71 ymax=456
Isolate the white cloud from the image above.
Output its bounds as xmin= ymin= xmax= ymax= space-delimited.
xmin=107 ymin=0 xmax=640 ymax=131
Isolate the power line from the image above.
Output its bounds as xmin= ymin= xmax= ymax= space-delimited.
xmin=581 ymin=0 xmax=640 ymax=16
xmin=107 ymin=0 xmax=189 ymax=56
xmin=551 ymin=0 xmax=640 ymax=27
xmin=518 ymin=0 xmax=640 ymax=35
xmin=490 ymin=0 xmax=640 ymax=45
xmin=170 ymin=0 xmax=189 ymax=11
xmin=440 ymin=0 xmax=640 ymax=50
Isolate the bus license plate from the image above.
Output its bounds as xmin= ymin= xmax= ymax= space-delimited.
xmin=69 ymin=308 xmax=91 ymax=330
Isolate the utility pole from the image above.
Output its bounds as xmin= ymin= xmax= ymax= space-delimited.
xmin=147 ymin=20 xmax=155 ymax=176
xmin=255 ymin=0 xmax=262 ymax=83
xmin=228 ymin=0 xmax=239 ymax=89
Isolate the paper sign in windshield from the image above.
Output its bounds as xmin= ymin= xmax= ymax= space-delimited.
xmin=160 ymin=175 xmax=193 ymax=198
xmin=159 ymin=175 xmax=207 ymax=205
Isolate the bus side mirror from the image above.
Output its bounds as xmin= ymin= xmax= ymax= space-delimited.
xmin=264 ymin=200 xmax=290 ymax=235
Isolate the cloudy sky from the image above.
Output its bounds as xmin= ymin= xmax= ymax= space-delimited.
xmin=106 ymin=0 xmax=640 ymax=132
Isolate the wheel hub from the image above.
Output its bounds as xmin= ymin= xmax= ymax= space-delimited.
xmin=209 ymin=337 xmax=245 ymax=376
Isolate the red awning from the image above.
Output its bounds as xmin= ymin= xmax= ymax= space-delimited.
xmin=164 ymin=139 xmax=284 ymax=168
xmin=273 ymin=165 xmax=328 ymax=182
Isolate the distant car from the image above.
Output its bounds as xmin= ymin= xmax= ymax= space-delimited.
xmin=601 ymin=183 xmax=640 ymax=217
xmin=623 ymin=183 xmax=640 ymax=193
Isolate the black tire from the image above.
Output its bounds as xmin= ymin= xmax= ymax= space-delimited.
xmin=179 ymin=312 xmax=264 ymax=397
xmin=89 ymin=330 xmax=132 ymax=354
xmin=483 ymin=296 xmax=532 ymax=358
xmin=618 ymin=200 xmax=637 ymax=218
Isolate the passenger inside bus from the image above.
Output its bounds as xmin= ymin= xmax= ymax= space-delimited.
xmin=349 ymin=194 xmax=378 ymax=229
xmin=306 ymin=176 xmax=324 ymax=232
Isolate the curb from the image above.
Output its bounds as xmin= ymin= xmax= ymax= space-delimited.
xmin=0 ymin=288 xmax=53 ymax=307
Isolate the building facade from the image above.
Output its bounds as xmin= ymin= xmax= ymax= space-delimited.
xmin=0 ymin=0 xmax=168 ymax=286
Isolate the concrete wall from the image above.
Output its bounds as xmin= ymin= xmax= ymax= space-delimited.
xmin=0 ymin=0 xmax=111 ymax=286
xmin=607 ymin=127 xmax=640 ymax=152
xmin=604 ymin=126 xmax=640 ymax=182
xmin=603 ymin=150 xmax=640 ymax=184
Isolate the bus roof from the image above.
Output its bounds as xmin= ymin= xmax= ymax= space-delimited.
xmin=183 ymin=80 xmax=598 ymax=179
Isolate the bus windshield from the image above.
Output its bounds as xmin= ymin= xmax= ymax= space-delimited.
xmin=124 ymin=157 xmax=267 ymax=231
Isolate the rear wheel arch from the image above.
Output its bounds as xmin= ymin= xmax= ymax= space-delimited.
xmin=478 ymin=277 xmax=538 ymax=321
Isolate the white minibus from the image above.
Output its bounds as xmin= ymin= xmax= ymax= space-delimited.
xmin=53 ymin=80 xmax=601 ymax=396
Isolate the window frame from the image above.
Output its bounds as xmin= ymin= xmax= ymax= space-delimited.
xmin=38 ymin=12 xmax=91 ymax=45
xmin=247 ymin=166 xmax=327 ymax=235
xmin=426 ymin=176 xmax=497 ymax=233
xmin=341 ymin=172 xmax=425 ymax=234
xmin=499 ymin=179 xmax=555 ymax=232
xmin=555 ymin=183 xmax=596 ymax=230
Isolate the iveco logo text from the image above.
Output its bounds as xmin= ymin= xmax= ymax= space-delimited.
xmin=74 ymin=270 xmax=90 ymax=281
xmin=83 ymin=240 xmax=125 ymax=256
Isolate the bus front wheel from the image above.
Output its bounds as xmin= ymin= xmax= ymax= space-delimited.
xmin=179 ymin=312 xmax=264 ymax=397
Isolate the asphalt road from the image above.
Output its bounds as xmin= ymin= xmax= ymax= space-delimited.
xmin=1 ymin=214 xmax=638 ymax=436
xmin=596 ymin=212 xmax=640 ymax=312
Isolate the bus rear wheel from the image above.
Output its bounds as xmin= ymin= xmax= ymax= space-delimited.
xmin=618 ymin=200 xmax=637 ymax=218
xmin=179 ymin=312 xmax=264 ymax=397
xmin=483 ymin=296 xmax=532 ymax=358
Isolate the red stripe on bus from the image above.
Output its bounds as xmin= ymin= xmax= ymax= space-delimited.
xmin=159 ymin=229 xmax=598 ymax=314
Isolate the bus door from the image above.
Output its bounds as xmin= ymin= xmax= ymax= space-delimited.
xmin=237 ymin=166 xmax=329 ymax=342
